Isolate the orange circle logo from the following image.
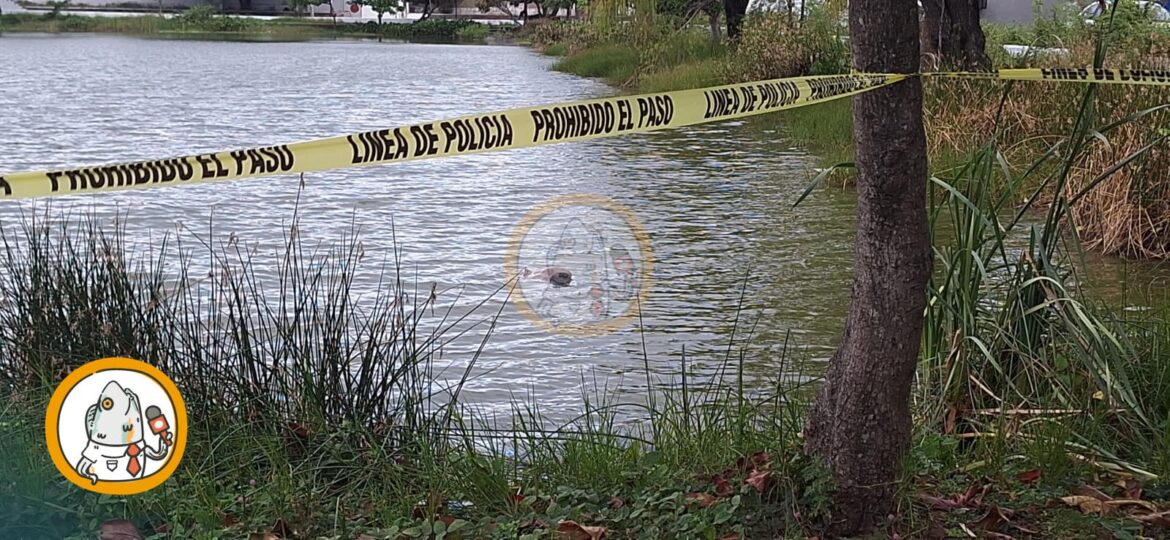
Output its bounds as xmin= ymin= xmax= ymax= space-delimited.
xmin=45 ymin=357 xmax=187 ymax=495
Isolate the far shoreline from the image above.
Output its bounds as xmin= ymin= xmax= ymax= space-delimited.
xmin=0 ymin=9 xmax=521 ymax=44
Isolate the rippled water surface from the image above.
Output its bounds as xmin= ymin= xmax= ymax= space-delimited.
xmin=18 ymin=35 xmax=1160 ymax=418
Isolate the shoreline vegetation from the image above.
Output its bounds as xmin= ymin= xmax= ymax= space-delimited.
xmin=530 ymin=4 xmax=1170 ymax=259
xmin=4 ymin=3 xmax=1170 ymax=540
xmin=0 ymin=7 xmax=506 ymax=42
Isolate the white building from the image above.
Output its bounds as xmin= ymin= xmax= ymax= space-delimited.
xmin=981 ymin=0 xmax=1072 ymax=24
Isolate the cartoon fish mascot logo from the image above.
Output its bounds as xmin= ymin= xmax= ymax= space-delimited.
xmin=76 ymin=381 xmax=171 ymax=483
xmin=46 ymin=357 xmax=186 ymax=495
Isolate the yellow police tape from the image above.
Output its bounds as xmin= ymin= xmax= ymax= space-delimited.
xmin=1 ymin=67 xmax=1167 ymax=200
xmin=928 ymin=67 xmax=1170 ymax=85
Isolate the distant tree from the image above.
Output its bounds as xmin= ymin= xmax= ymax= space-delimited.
xmin=657 ymin=0 xmax=722 ymax=42
xmin=477 ymin=0 xmax=524 ymax=22
xmin=724 ymin=0 xmax=748 ymax=39
xmin=920 ymin=0 xmax=990 ymax=69
xmin=416 ymin=0 xmax=451 ymax=20
xmin=356 ymin=0 xmax=401 ymax=24
xmin=703 ymin=0 xmax=721 ymax=43
xmin=287 ymin=0 xmax=319 ymax=16
xmin=355 ymin=0 xmax=402 ymax=38
xmin=531 ymin=0 xmax=575 ymax=17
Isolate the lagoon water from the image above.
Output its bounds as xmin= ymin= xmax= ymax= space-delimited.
xmin=0 ymin=35 xmax=1160 ymax=417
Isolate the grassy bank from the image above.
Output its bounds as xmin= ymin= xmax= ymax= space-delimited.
xmin=0 ymin=204 xmax=814 ymax=539
xmin=0 ymin=8 xmax=504 ymax=42
xmin=530 ymin=8 xmax=1170 ymax=259
xmin=4 ymin=158 xmax=1170 ymax=538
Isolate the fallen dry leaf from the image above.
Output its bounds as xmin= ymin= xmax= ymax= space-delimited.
xmin=972 ymin=505 xmax=1015 ymax=532
xmin=1016 ymin=469 xmax=1041 ymax=485
xmin=1132 ymin=510 xmax=1170 ymax=527
xmin=735 ymin=451 xmax=771 ymax=473
xmin=608 ymin=496 xmax=625 ymax=510
xmin=956 ymin=483 xmax=991 ymax=507
xmin=917 ymin=494 xmax=961 ymax=511
xmin=944 ymin=404 xmax=958 ymax=435
xmin=519 ymin=518 xmax=548 ymax=534
xmin=745 ymin=469 xmax=774 ymax=494
xmin=1061 ymin=495 xmax=1105 ymax=514
xmin=712 ymin=474 xmax=735 ymax=497
xmin=247 ymin=534 xmax=278 ymax=540
xmin=1103 ymin=498 xmax=1159 ymax=513
xmin=926 ymin=519 xmax=949 ymax=539
xmin=1118 ymin=479 xmax=1144 ymax=500
xmin=99 ymin=520 xmax=143 ymax=540
xmin=685 ymin=492 xmax=719 ymax=508
xmin=285 ymin=422 xmax=310 ymax=439
xmin=1073 ymin=485 xmax=1112 ymax=501
xmin=718 ymin=533 xmax=740 ymax=540
xmin=355 ymin=535 xmax=377 ymax=540
xmin=557 ymin=520 xmax=607 ymax=540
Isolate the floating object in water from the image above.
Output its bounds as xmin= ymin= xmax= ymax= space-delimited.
xmin=525 ymin=267 xmax=572 ymax=287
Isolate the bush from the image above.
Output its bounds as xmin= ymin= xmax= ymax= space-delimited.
xmin=454 ymin=22 xmax=489 ymax=42
xmin=173 ymin=5 xmax=259 ymax=32
xmin=524 ymin=19 xmax=587 ymax=49
xmin=723 ymin=8 xmax=848 ymax=83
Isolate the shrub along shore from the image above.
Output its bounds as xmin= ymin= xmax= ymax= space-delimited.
xmin=528 ymin=6 xmax=1170 ymax=259
xmin=0 ymin=8 xmax=502 ymax=42
xmin=3 ymin=6 xmax=1170 ymax=540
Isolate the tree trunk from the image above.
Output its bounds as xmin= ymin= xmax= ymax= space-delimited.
xmin=723 ymin=0 xmax=748 ymax=39
xmin=803 ymin=0 xmax=931 ymax=537
xmin=920 ymin=0 xmax=990 ymax=69
xmin=706 ymin=8 xmax=721 ymax=44
xmin=377 ymin=12 xmax=383 ymax=41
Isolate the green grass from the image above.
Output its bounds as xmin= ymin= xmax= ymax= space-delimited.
xmin=637 ymin=57 xmax=725 ymax=93
xmin=775 ymin=99 xmax=855 ymax=166
xmin=552 ymin=43 xmax=642 ymax=85
xmin=541 ymin=42 xmax=568 ymax=56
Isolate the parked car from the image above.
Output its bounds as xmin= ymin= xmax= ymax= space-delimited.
xmin=1080 ymin=1 xmax=1170 ymax=25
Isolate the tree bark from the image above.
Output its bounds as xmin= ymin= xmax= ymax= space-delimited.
xmin=723 ymin=0 xmax=748 ymax=40
xmin=921 ymin=0 xmax=990 ymax=69
xmin=706 ymin=5 xmax=721 ymax=44
xmin=803 ymin=0 xmax=931 ymax=537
